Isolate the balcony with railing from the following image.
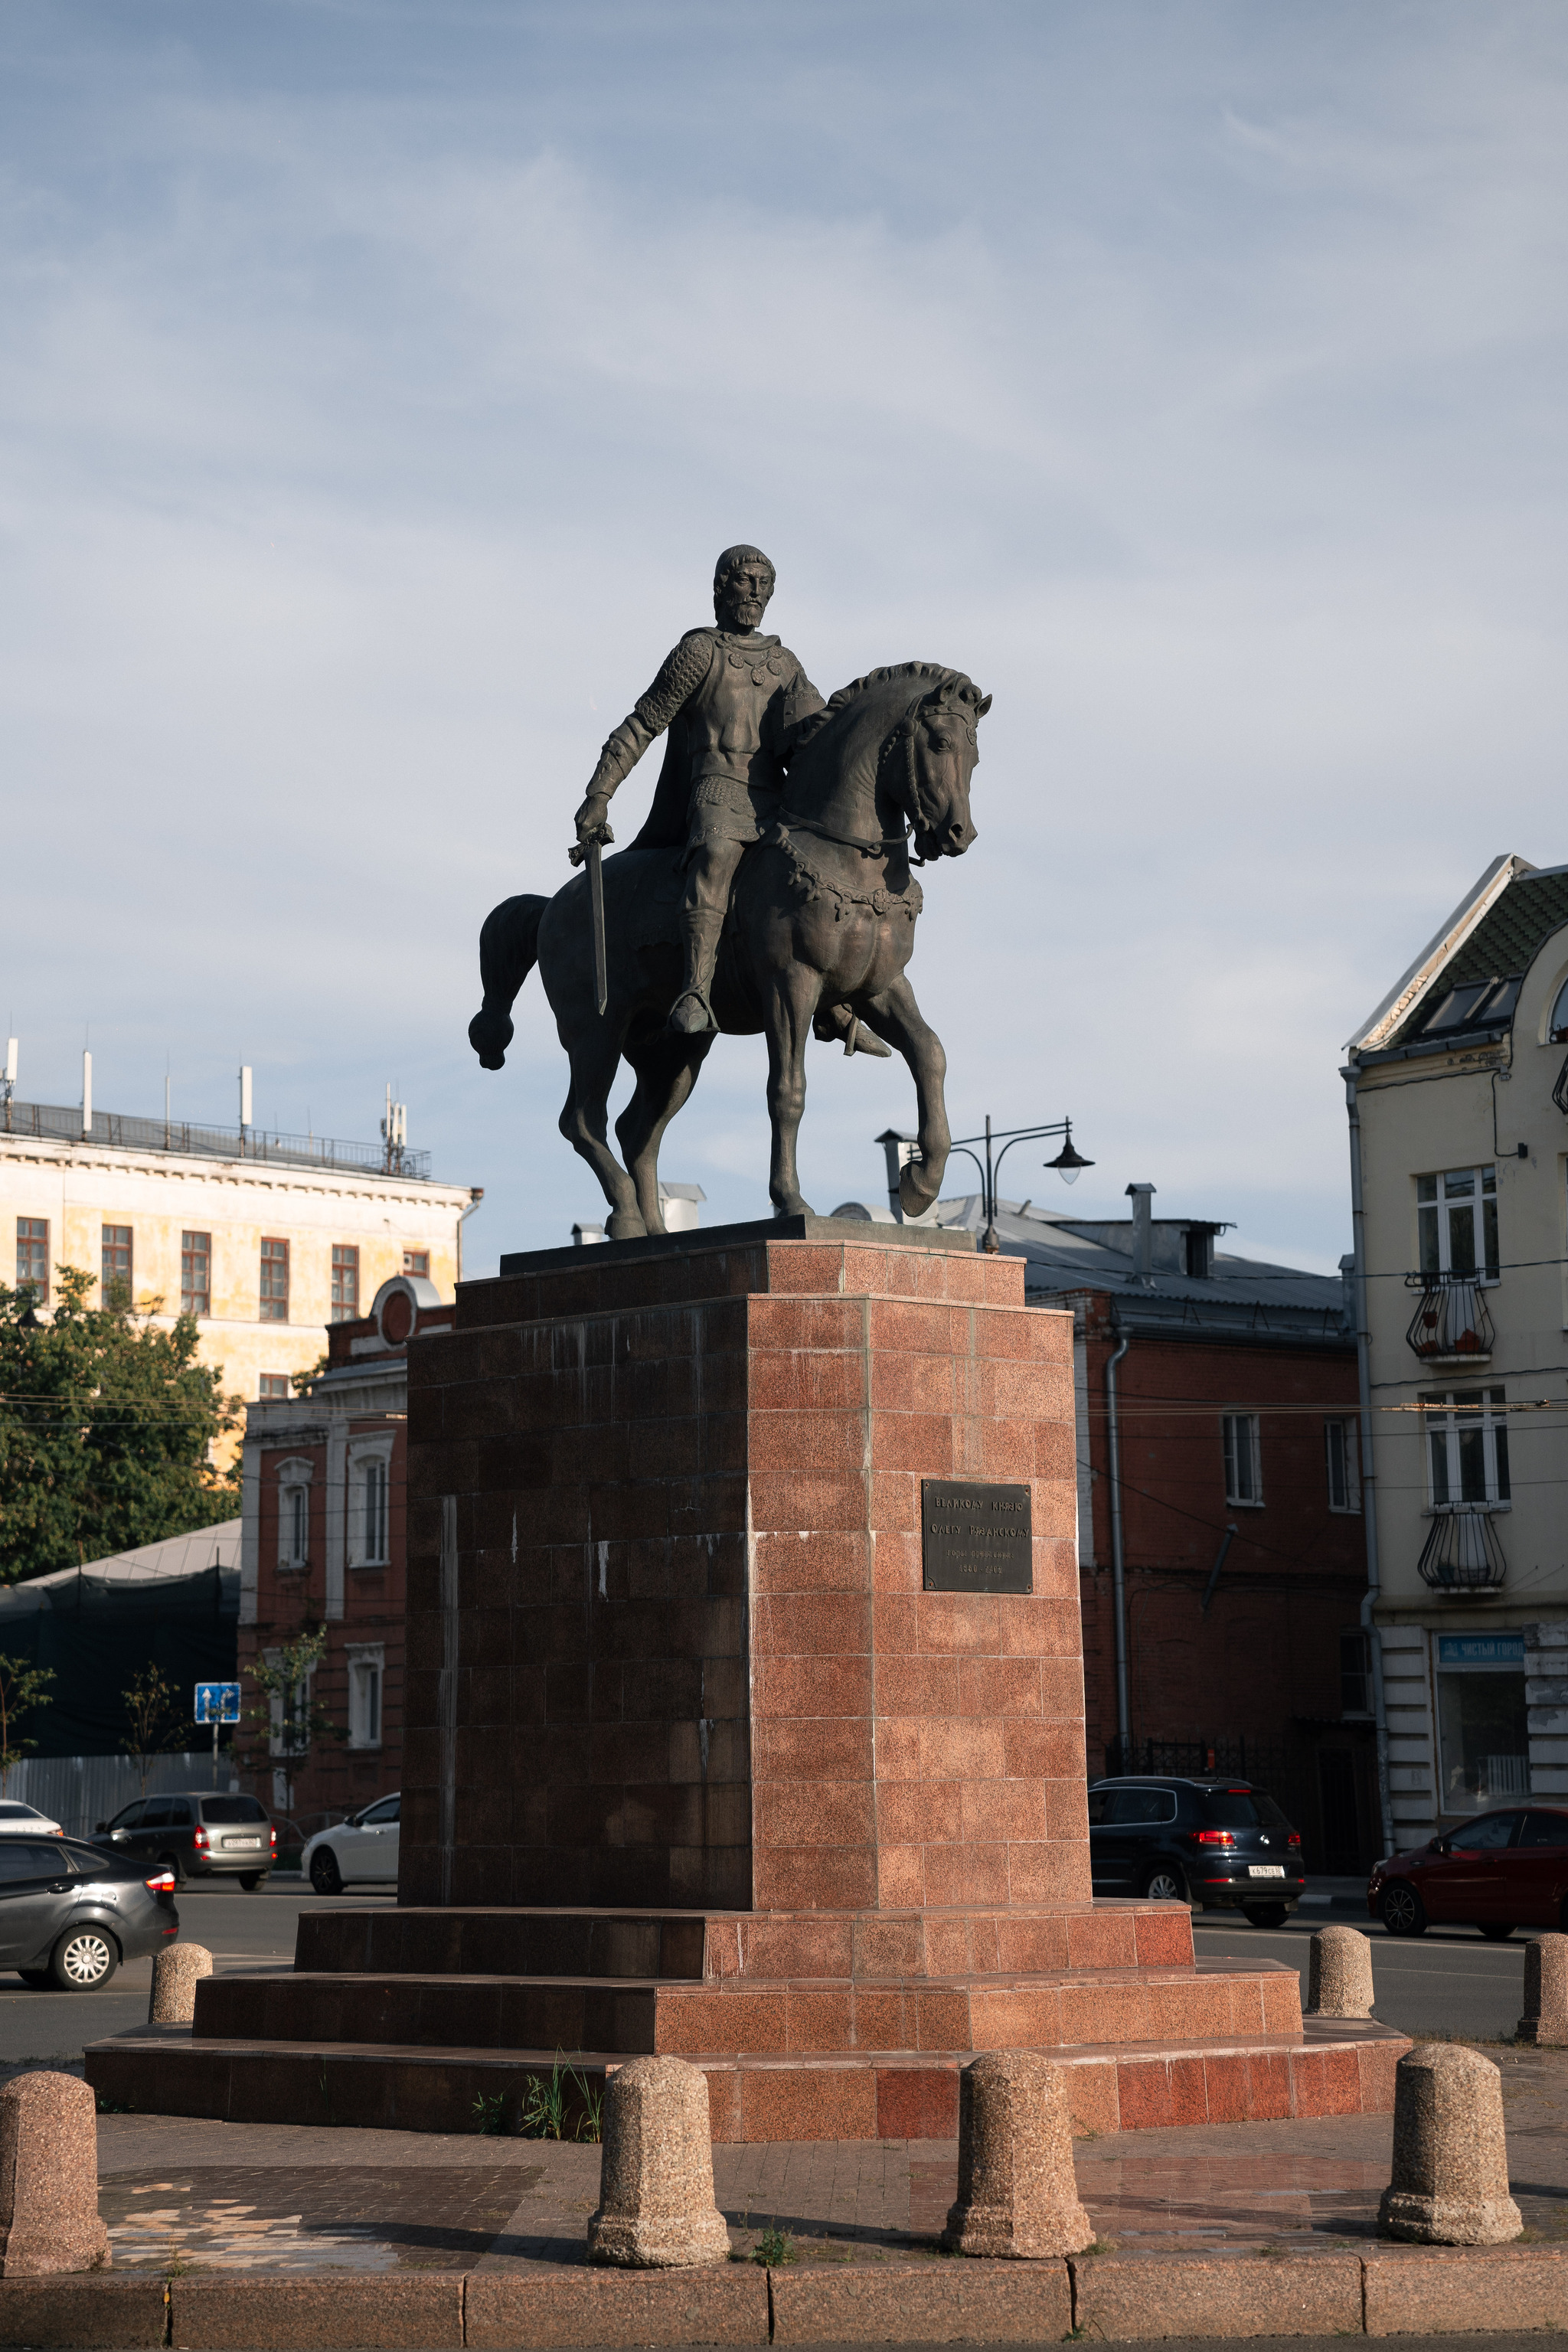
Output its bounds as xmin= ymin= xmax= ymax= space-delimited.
xmin=1405 ymin=1271 xmax=1494 ymax=1366
xmin=1416 ymin=1504 xmax=1508 ymax=1592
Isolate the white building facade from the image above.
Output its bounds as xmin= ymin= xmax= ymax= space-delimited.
xmin=1348 ymin=856 xmax=1568 ymax=1851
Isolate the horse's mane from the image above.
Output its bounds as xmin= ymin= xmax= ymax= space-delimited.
xmin=790 ymin=662 xmax=984 ymax=752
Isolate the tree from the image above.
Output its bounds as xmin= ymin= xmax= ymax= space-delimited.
xmin=121 ymin=1664 xmax=194 ymax=1796
xmin=240 ymin=1629 xmax=338 ymax=1817
xmin=0 ymin=1654 xmax=57 ymax=1792
xmin=0 ymin=1266 xmax=241 ymax=1583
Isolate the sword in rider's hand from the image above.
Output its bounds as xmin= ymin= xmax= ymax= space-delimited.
xmin=567 ymin=820 xmax=612 ymax=1016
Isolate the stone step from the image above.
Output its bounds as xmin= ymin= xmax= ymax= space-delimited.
xmin=293 ymin=1898 xmax=1196 ymax=1983
xmin=85 ymin=2017 xmax=1406 ymax=2143
xmin=194 ymin=1959 xmax=1300 ymax=2057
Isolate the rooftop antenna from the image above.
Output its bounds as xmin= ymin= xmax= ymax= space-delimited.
xmin=164 ymin=1054 xmax=171 ymax=1148
xmin=239 ymin=1064 xmax=253 ymax=1146
xmin=82 ymin=1047 xmax=93 ymax=1139
xmin=381 ymin=1082 xmax=407 ymax=1174
xmin=2 ymin=1036 xmax=15 ymax=1128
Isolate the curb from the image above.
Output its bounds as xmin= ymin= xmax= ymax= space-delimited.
xmin=5 ymin=2246 xmax=1568 ymax=2346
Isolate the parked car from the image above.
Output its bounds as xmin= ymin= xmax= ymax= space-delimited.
xmin=93 ymin=1793 xmax=275 ymax=1889
xmin=0 ymin=1834 xmax=178 ymax=1988
xmin=1089 ymin=1776 xmax=1305 ymax=1926
xmin=1370 ymin=1805 xmax=1568 ymax=1939
xmin=302 ymin=1793 xmax=400 ymax=1894
xmin=0 ymin=1802 xmax=63 ymax=1837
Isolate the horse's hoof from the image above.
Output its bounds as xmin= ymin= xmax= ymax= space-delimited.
xmin=898 ymin=1162 xmax=937 ymax=1218
xmin=606 ymin=1208 xmax=648 ymax=1241
xmin=468 ymin=1008 xmax=513 ymax=1070
xmin=846 ymin=1019 xmax=891 ymax=1058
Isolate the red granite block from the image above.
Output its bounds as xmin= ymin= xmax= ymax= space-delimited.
xmin=1146 ymin=1977 xmax=1233 ymax=2042
xmin=749 ymin=1470 xmax=868 ymax=1532
xmin=867 ymin=1297 xmax=960 ymax=1354
xmin=874 ymin=1655 xmax=961 ymax=1717
xmin=870 ymin=1409 xmax=957 ymax=1473
xmin=871 ymin=1593 xmax=920 ymax=1654
xmin=1001 ymin=1719 xmax=1084 ymax=1779
xmin=959 ymin=1657 xmax=1041 ymax=1717
xmin=656 ymin=1988 xmax=788 ymax=2054
xmin=913 ymin=1988 xmax=972 ymax=2049
xmin=748 ymin=1409 xmax=866 ymax=1473
xmin=1060 ymin=1980 xmax=1153 ymax=2045
xmin=753 ymin=1846 xmax=877 ymax=1912
xmin=746 ymin=1348 xmax=861 ymax=1413
xmin=915 ymin=1590 xmax=1001 ymax=1654
xmin=1357 ymin=2034 xmax=1407 ymax=2111
xmin=962 ymin=1777 xmax=1045 ymax=1843
xmin=1006 ymin=1842 xmax=1089 ymax=1903
xmin=1043 ymin=1779 xmax=1090 ymax=1840
xmin=737 ymin=2063 xmax=878 ymax=2141
xmin=747 ymin=1293 xmax=864 ymax=1351
xmin=1039 ymin=1657 xmax=1087 ymax=1717
xmin=975 ymin=1421 xmax=1037 ymax=1481
xmin=1133 ymin=1907 xmax=1196 ymax=1967
xmin=1168 ymin=2055 xmax=1210 ymax=2125
xmin=875 ymin=2065 xmax=959 ymax=2140
xmin=1260 ymin=1970 xmax=1304 ymax=2032
xmin=1116 ymin=2059 xmax=1173 ymax=2129
xmin=1201 ymin=2051 xmax=1250 ymax=2122
xmin=1291 ymin=2043 xmax=1361 ymax=2117
xmin=877 ymin=1845 xmax=925 ymax=1906
xmin=869 ymin=1349 xmax=956 ymax=1415
xmin=871 ymin=1779 xmax=955 ymax=1844
xmin=703 ymin=2064 xmax=743 ymax=2143
xmin=1066 ymin=1909 xmax=1138 ymax=1969
xmin=960 ymin=1841 xmax=1015 ymax=1904
xmin=867 ymin=1472 xmax=919 ymax=1531
xmin=1001 ymin=1594 xmax=1080 ymax=1658
xmin=852 ymin=1989 xmax=910 ymax=2048
xmin=786 ymin=1989 xmax=854 ymax=2050
xmin=729 ymin=1916 xmax=854 ymax=1979
xmin=1062 ymin=2056 xmax=1119 ymax=2138
xmin=754 ymin=1529 xmax=870 ymax=1593
xmin=753 ymin=1654 xmax=872 ymax=1718
xmin=763 ymin=1244 xmax=850 ymax=1295
xmin=752 ymin=1716 xmax=872 ymax=1779
xmin=969 ymin=1984 xmax=1066 ymax=2050
xmin=1246 ymin=2050 xmax=1292 ymax=2120
xmin=756 ymin=1592 xmax=871 ymax=1657
xmin=992 ymin=1914 xmax=1071 ymax=1971
xmin=755 ymin=1779 xmax=876 ymax=1848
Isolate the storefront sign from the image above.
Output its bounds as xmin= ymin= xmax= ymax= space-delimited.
xmin=1437 ymin=1634 xmax=1524 ymax=1668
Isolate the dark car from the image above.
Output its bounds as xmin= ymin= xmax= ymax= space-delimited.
xmin=93 ymin=1792 xmax=275 ymax=1889
xmin=1089 ymin=1775 xmax=1306 ymax=1926
xmin=1370 ymin=1804 xmax=1568 ymax=1939
xmin=0 ymin=1834 xmax=178 ymax=1989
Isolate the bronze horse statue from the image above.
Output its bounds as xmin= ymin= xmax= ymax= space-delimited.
xmin=468 ymin=662 xmax=988 ymax=1237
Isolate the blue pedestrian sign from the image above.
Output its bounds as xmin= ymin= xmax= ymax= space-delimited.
xmin=194 ymin=1682 xmax=241 ymax=1725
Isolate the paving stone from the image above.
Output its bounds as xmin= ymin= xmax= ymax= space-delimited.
xmin=1378 ymin=2042 xmax=1522 ymax=2246
xmin=1072 ymin=2249 xmax=1364 ymax=2338
xmin=770 ymin=2257 xmax=1072 ymax=2342
xmin=1307 ymin=1925 xmax=1375 ymax=2020
xmin=587 ymin=2056 xmax=731 ymax=2268
xmin=0 ymin=2070 xmax=109 ymax=2277
xmin=168 ymin=2271 xmax=462 ymax=2348
xmin=466 ymin=2265 xmax=769 ymax=2346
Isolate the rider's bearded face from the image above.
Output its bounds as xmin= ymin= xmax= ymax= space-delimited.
xmin=716 ymin=564 xmax=774 ymax=633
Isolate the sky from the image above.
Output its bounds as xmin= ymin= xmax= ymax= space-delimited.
xmin=2 ymin=1 xmax=1565 ymax=1276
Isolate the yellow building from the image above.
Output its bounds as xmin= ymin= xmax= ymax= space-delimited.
xmin=1 ymin=1093 xmax=479 ymax=1404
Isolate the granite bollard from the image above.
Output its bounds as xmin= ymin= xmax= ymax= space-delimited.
xmin=1306 ymin=1924 xmax=1374 ymax=2019
xmin=149 ymin=1942 xmax=212 ymax=2024
xmin=0 ymin=2071 xmax=110 ymax=2275
xmin=586 ymin=2056 xmax=730 ymax=2269
xmin=942 ymin=2050 xmax=1096 ymax=2259
xmin=1517 ymin=1935 xmax=1568 ymax=2045
xmin=1378 ymin=2040 xmax=1522 ymax=2245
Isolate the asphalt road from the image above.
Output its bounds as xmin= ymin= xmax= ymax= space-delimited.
xmin=1195 ymin=1906 xmax=1527 ymax=2042
xmin=0 ymin=1877 xmax=395 ymax=2071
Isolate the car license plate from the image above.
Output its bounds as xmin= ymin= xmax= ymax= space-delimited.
xmin=224 ymin=1836 xmax=263 ymax=1849
xmin=1249 ymin=1864 xmax=1285 ymax=1878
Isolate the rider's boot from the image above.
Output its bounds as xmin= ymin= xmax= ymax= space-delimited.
xmin=813 ymin=1003 xmax=892 ymax=1058
xmin=669 ymin=908 xmax=724 ymax=1036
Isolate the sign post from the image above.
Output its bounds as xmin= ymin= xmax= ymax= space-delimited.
xmin=194 ymin=1681 xmax=242 ymax=1792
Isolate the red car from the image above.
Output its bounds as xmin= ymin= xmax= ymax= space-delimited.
xmin=1370 ymin=1805 xmax=1568 ymax=1939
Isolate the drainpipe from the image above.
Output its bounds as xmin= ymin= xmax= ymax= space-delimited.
xmin=1105 ymin=1310 xmax=1132 ymax=1773
xmin=1344 ymin=1063 xmax=1395 ymax=1860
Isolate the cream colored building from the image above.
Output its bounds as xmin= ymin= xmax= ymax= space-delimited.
xmin=1347 ymin=855 xmax=1568 ymax=1853
xmin=2 ymin=1094 xmax=478 ymax=1406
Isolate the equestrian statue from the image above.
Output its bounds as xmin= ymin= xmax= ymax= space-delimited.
xmin=468 ymin=544 xmax=988 ymax=1238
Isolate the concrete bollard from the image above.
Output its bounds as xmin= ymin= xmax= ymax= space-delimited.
xmin=1517 ymin=1935 xmax=1568 ymax=2045
xmin=0 ymin=2071 xmax=110 ymax=2275
xmin=942 ymin=2050 xmax=1096 ymax=2259
xmin=149 ymin=1942 xmax=212 ymax=2024
xmin=1378 ymin=2041 xmax=1521 ymax=2245
xmin=1306 ymin=1924 xmax=1375 ymax=2019
xmin=586 ymin=2056 xmax=730 ymax=2268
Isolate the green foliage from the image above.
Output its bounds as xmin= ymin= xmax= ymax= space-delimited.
xmin=240 ymin=1628 xmax=336 ymax=1811
xmin=0 ymin=1266 xmax=240 ymax=1583
xmin=0 ymin=1652 xmax=57 ymax=1788
xmin=472 ymin=2090 xmax=510 ymax=2136
xmin=753 ymin=2224 xmax=795 ymax=2267
xmin=121 ymin=1664 xmax=194 ymax=1795
xmin=518 ymin=2053 xmax=603 ymax=2142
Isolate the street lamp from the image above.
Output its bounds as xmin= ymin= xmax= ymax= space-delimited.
xmin=877 ymin=1116 xmax=1094 ymax=1250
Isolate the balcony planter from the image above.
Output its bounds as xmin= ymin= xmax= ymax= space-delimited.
xmin=1406 ymin=1272 xmax=1494 ymax=1365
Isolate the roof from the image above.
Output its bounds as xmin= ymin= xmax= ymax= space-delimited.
xmin=0 ymin=1519 xmax=240 ymax=1619
xmin=1350 ymin=858 xmax=1568 ymax=1059
xmin=13 ymin=1521 xmax=241 ymax=1592
xmin=0 ymin=1099 xmax=436 ymax=1183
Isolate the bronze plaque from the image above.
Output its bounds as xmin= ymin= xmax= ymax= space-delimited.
xmin=921 ymin=1478 xmax=1033 ymax=1593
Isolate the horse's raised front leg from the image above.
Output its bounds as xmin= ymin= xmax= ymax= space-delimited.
xmin=616 ymin=1031 xmax=716 ymax=1234
xmin=857 ymin=974 xmax=950 ymax=1217
xmin=764 ymin=966 xmax=822 ymax=1217
xmin=556 ymin=1018 xmax=645 ymax=1239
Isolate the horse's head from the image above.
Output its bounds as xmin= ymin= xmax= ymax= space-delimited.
xmin=893 ymin=674 xmax=989 ymax=861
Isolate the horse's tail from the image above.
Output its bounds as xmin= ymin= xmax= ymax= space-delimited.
xmin=469 ymin=893 xmax=547 ymax=1070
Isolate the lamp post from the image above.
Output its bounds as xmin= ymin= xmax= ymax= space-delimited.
xmin=877 ymin=1117 xmax=1094 ymax=1249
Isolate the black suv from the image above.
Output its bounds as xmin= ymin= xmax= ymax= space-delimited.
xmin=93 ymin=1793 xmax=275 ymax=1888
xmin=1089 ymin=1776 xmax=1305 ymax=1926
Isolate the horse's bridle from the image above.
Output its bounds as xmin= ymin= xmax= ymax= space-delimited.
xmin=782 ymin=688 xmax=968 ymax=866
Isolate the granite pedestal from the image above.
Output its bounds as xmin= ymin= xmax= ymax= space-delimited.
xmin=87 ymin=1219 xmax=1406 ymax=2138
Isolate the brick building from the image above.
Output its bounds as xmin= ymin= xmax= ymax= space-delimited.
xmin=929 ymin=1187 xmax=1376 ymax=1872
xmin=236 ymin=1273 xmax=452 ymax=1824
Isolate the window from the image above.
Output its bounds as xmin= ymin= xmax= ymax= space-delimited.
xmin=1104 ymin=1788 xmax=1178 ymax=1824
xmin=181 ymin=1230 xmax=211 ymax=1318
xmin=259 ymin=1374 xmax=292 ymax=1400
xmin=1325 ymin=1419 xmax=1361 ymax=1513
xmin=347 ymin=1645 xmax=385 ymax=1749
xmin=403 ymin=1250 xmax=429 ymax=1279
xmin=200 ymin=1796 xmax=267 ymax=1824
xmin=1340 ymin=1629 xmax=1372 ymax=1716
xmin=15 ymin=1217 xmax=48 ymax=1303
xmin=260 ymin=1237 xmax=289 ymax=1321
xmin=360 ymin=1793 xmax=400 ymax=1824
xmin=1423 ymin=1387 xmax=1511 ymax=1507
xmin=361 ymin=1459 xmax=389 ymax=1565
xmin=101 ymin=1224 xmax=132 ymax=1302
xmin=276 ymin=1457 xmax=312 ymax=1569
xmin=330 ymin=1243 xmax=360 ymax=1322
xmin=1436 ymin=1634 xmax=1528 ymax=1813
xmin=1417 ymin=1166 xmax=1499 ymax=1282
xmin=1200 ymin=1788 xmax=1292 ymax=1830
xmin=1550 ymin=975 xmax=1568 ymax=1042
xmin=1222 ymin=1413 xmax=1263 ymax=1507
xmin=263 ymin=1647 xmax=314 ymax=1758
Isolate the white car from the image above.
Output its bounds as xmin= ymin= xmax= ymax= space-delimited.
xmin=302 ymin=1793 xmax=400 ymax=1894
xmin=0 ymin=1801 xmax=63 ymax=1837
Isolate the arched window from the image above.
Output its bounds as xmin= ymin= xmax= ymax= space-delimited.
xmin=1550 ymin=975 xmax=1568 ymax=1042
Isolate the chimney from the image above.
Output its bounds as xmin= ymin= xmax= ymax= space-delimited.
xmin=1125 ymin=1182 xmax=1155 ymax=1283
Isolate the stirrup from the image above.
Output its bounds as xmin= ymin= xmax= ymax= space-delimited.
xmin=668 ymin=985 xmax=718 ymax=1036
